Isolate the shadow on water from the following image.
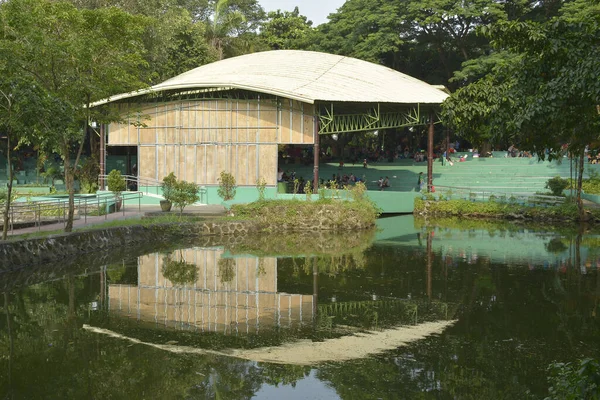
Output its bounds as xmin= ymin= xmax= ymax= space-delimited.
xmin=0 ymin=217 xmax=599 ymax=398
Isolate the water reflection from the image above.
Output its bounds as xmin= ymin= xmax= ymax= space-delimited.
xmin=0 ymin=216 xmax=598 ymax=398
xmin=108 ymin=248 xmax=314 ymax=335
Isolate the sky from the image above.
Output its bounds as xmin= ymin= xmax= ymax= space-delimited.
xmin=259 ymin=0 xmax=346 ymax=26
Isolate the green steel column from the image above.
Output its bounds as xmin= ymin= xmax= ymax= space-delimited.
xmin=427 ymin=112 xmax=434 ymax=192
xmin=313 ymin=117 xmax=320 ymax=193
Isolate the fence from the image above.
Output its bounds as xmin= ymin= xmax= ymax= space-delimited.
xmin=3 ymin=191 xmax=143 ymax=235
xmin=432 ymin=185 xmax=566 ymax=207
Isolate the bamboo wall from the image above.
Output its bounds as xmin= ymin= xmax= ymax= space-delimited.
xmin=108 ymin=98 xmax=315 ymax=185
xmin=108 ymin=248 xmax=314 ymax=333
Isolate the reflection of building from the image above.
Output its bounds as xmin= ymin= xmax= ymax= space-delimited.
xmin=108 ymin=248 xmax=313 ymax=334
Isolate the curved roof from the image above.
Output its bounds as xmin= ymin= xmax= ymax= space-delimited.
xmin=94 ymin=50 xmax=448 ymax=106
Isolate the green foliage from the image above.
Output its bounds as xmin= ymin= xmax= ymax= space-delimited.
xmin=347 ymin=181 xmax=367 ymax=202
xmin=260 ymin=7 xmax=313 ymax=50
xmin=414 ymin=197 xmax=581 ymax=221
xmin=229 ymin=196 xmax=380 ymax=231
xmin=318 ymin=184 xmax=326 ymax=200
xmin=162 ymin=254 xmax=198 ymax=286
xmin=545 ymin=176 xmax=569 ymax=197
xmin=41 ymin=166 xmax=63 ymax=186
xmin=107 ymin=169 xmax=126 ymax=195
xmin=77 ymin=156 xmax=100 ymax=194
xmin=171 ymin=179 xmax=200 ymax=216
xmin=545 ymin=358 xmax=600 ymax=400
xmin=161 ymin=172 xmax=177 ymax=203
xmin=217 ymin=171 xmax=236 ymax=201
xmin=256 ymin=177 xmax=267 ymax=201
xmin=303 ymin=180 xmax=312 ymax=201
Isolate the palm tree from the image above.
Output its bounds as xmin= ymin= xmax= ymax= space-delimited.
xmin=206 ymin=0 xmax=246 ymax=60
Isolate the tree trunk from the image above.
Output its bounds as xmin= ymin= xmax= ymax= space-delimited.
xmin=2 ymin=134 xmax=14 ymax=240
xmin=576 ymin=149 xmax=585 ymax=221
xmin=64 ymin=146 xmax=75 ymax=233
xmin=63 ymin=134 xmax=86 ymax=233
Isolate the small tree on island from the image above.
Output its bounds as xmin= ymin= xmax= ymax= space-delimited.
xmin=217 ymin=171 xmax=236 ymax=201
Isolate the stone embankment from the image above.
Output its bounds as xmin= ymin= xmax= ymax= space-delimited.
xmin=0 ymin=220 xmax=256 ymax=269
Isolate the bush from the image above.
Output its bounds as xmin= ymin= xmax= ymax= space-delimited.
xmin=78 ymin=156 xmax=99 ymax=194
xmin=161 ymin=172 xmax=177 ymax=203
xmin=545 ymin=358 xmax=600 ymax=400
xmin=256 ymin=177 xmax=267 ymax=201
xmin=217 ymin=171 xmax=236 ymax=201
xmin=546 ymin=176 xmax=569 ymax=196
xmin=171 ymin=180 xmax=200 ymax=216
xmin=107 ymin=169 xmax=126 ymax=195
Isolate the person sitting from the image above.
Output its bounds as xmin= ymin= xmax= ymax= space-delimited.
xmin=277 ymin=168 xmax=284 ymax=182
xmin=377 ymin=177 xmax=383 ymax=190
xmin=381 ymin=176 xmax=390 ymax=190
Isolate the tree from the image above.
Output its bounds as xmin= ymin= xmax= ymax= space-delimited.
xmin=0 ymin=76 xmax=49 ymax=240
xmin=259 ymin=7 xmax=313 ymax=50
xmin=0 ymin=0 xmax=151 ymax=232
xmin=204 ymin=0 xmax=265 ymax=60
xmin=217 ymin=171 xmax=236 ymax=201
xmin=170 ymin=180 xmax=200 ymax=217
xmin=443 ymin=2 xmax=600 ymax=220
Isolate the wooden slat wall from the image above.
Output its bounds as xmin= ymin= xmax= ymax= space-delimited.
xmin=107 ymin=97 xmax=313 ymax=184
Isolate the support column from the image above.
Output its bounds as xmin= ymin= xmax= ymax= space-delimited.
xmin=313 ymin=117 xmax=320 ymax=193
xmin=100 ymin=124 xmax=106 ymax=190
xmin=446 ymin=128 xmax=450 ymax=166
xmin=427 ymin=112 xmax=434 ymax=192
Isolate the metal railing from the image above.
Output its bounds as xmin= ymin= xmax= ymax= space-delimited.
xmin=430 ymin=185 xmax=566 ymax=207
xmin=99 ymin=175 xmax=208 ymax=204
xmin=4 ymin=191 xmax=143 ymax=235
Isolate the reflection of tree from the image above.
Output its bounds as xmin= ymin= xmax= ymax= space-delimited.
xmin=218 ymin=257 xmax=236 ymax=283
xmin=162 ymin=251 xmax=198 ymax=286
xmin=546 ymin=237 xmax=569 ymax=254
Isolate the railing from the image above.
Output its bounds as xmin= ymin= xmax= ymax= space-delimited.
xmin=3 ymin=191 xmax=143 ymax=235
xmin=99 ymin=175 xmax=208 ymax=204
xmin=431 ymin=185 xmax=566 ymax=207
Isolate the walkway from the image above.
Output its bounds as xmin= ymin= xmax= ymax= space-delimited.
xmin=4 ymin=204 xmax=227 ymax=238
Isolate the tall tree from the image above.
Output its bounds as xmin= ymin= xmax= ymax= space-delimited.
xmin=0 ymin=76 xmax=49 ymax=240
xmin=259 ymin=7 xmax=313 ymax=50
xmin=204 ymin=0 xmax=264 ymax=60
xmin=0 ymin=0 xmax=151 ymax=232
xmin=443 ymin=1 xmax=600 ymax=219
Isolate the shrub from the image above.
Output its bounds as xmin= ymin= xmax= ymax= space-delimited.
xmin=171 ymin=180 xmax=200 ymax=216
xmin=161 ymin=172 xmax=177 ymax=203
xmin=217 ymin=171 xmax=236 ymax=201
xmin=256 ymin=177 xmax=267 ymax=201
xmin=304 ymin=180 xmax=313 ymax=201
xmin=545 ymin=358 xmax=600 ymax=400
xmin=78 ymin=156 xmax=100 ymax=194
xmin=107 ymin=169 xmax=126 ymax=195
xmin=546 ymin=176 xmax=569 ymax=196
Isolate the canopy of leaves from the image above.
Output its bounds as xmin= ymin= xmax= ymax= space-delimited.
xmin=259 ymin=7 xmax=313 ymax=50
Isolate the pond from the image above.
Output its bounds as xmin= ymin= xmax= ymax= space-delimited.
xmin=0 ymin=216 xmax=598 ymax=399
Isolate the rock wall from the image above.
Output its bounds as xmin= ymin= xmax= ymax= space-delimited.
xmin=0 ymin=220 xmax=258 ymax=270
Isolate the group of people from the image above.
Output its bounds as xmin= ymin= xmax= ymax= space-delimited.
xmin=377 ymin=176 xmax=390 ymax=190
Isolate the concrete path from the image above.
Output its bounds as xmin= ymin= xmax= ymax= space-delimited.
xmin=4 ymin=204 xmax=227 ymax=238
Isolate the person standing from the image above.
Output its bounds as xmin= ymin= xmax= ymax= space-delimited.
xmin=418 ymin=172 xmax=424 ymax=191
